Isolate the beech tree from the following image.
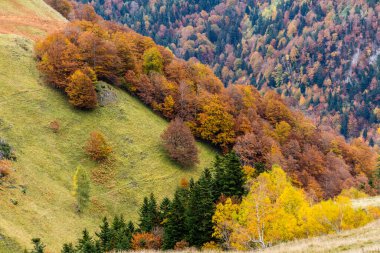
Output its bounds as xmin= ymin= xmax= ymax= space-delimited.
xmin=44 ymin=0 xmax=72 ymax=18
xmin=66 ymin=69 xmax=98 ymax=109
xmin=143 ymin=47 xmax=164 ymax=74
xmin=196 ymin=95 xmax=235 ymax=150
xmin=161 ymin=118 xmax=199 ymax=167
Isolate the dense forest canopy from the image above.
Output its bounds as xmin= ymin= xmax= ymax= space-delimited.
xmin=35 ymin=5 xmax=378 ymax=199
xmin=73 ymin=0 xmax=380 ymax=145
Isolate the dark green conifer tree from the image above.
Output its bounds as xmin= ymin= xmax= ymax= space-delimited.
xmin=76 ymin=229 xmax=99 ymax=253
xmin=185 ymin=169 xmax=215 ymax=247
xmin=96 ymin=217 xmax=112 ymax=251
xmin=163 ymin=188 xmax=187 ymax=249
xmin=214 ymin=152 xmax=245 ymax=199
xmin=61 ymin=243 xmax=75 ymax=253
xmin=111 ymin=215 xmax=133 ymax=250
xmin=222 ymin=152 xmax=245 ymax=197
xmin=127 ymin=221 xmax=135 ymax=233
xmin=139 ymin=193 xmax=160 ymax=232
xmin=159 ymin=197 xmax=171 ymax=222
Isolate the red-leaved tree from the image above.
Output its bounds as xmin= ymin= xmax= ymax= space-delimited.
xmin=161 ymin=118 xmax=199 ymax=167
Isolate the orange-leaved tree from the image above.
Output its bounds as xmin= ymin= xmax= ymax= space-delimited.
xmin=84 ymin=131 xmax=112 ymax=161
xmin=65 ymin=68 xmax=98 ymax=109
xmin=195 ymin=94 xmax=235 ymax=151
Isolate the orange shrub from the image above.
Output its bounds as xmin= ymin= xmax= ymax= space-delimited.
xmin=0 ymin=160 xmax=12 ymax=178
xmin=49 ymin=120 xmax=60 ymax=133
xmin=131 ymin=232 xmax=162 ymax=250
xmin=174 ymin=240 xmax=189 ymax=250
xmin=84 ymin=131 xmax=112 ymax=161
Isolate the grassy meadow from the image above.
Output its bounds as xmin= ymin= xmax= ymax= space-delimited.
xmin=0 ymin=0 xmax=65 ymax=41
xmin=0 ymin=20 xmax=215 ymax=253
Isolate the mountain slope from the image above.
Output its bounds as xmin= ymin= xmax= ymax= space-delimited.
xmin=0 ymin=0 xmax=66 ymax=40
xmin=82 ymin=0 xmax=380 ymax=144
xmin=0 ymin=1 xmax=215 ymax=251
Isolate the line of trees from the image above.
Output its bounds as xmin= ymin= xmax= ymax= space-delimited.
xmin=27 ymin=155 xmax=380 ymax=252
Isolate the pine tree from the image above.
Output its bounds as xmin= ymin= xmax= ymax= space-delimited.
xmin=139 ymin=193 xmax=160 ymax=232
xmin=163 ymin=189 xmax=187 ymax=249
xmin=340 ymin=113 xmax=349 ymax=138
xmin=96 ymin=217 xmax=112 ymax=251
xmin=61 ymin=243 xmax=75 ymax=253
xmin=76 ymin=229 xmax=97 ymax=253
xmin=222 ymin=152 xmax=245 ymax=198
xmin=139 ymin=197 xmax=150 ymax=231
xmin=186 ymin=169 xmax=215 ymax=247
xmin=213 ymin=155 xmax=225 ymax=199
xmin=160 ymin=197 xmax=171 ymax=222
xmin=214 ymin=152 xmax=245 ymax=199
xmin=111 ymin=215 xmax=133 ymax=251
xmin=127 ymin=221 xmax=135 ymax=233
xmin=72 ymin=166 xmax=91 ymax=213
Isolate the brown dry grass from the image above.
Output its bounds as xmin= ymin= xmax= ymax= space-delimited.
xmin=0 ymin=0 xmax=66 ymax=40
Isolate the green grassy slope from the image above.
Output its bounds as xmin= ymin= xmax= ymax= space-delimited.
xmin=0 ymin=24 xmax=215 ymax=253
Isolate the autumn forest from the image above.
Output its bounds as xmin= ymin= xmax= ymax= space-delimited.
xmin=0 ymin=0 xmax=380 ymax=252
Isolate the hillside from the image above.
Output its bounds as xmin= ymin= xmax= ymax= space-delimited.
xmin=0 ymin=1 xmax=215 ymax=252
xmin=81 ymin=0 xmax=380 ymax=145
xmin=0 ymin=0 xmax=66 ymax=40
xmin=0 ymin=0 xmax=379 ymax=252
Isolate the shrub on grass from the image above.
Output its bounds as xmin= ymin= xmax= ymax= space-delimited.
xmin=49 ymin=120 xmax=60 ymax=133
xmin=84 ymin=131 xmax=112 ymax=161
xmin=132 ymin=232 xmax=162 ymax=250
xmin=161 ymin=118 xmax=199 ymax=167
xmin=0 ymin=139 xmax=16 ymax=160
xmin=0 ymin=160 xmax=11 ymax=178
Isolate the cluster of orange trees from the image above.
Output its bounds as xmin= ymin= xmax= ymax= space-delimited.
xmin=35 ymin=14 xmax=377 ymax=199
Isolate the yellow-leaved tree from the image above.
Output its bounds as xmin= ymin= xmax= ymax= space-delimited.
xmin=72 ymin=166 xmax=91 ymax=213
xmin=212 ymin=165 xmax=374 ymax=250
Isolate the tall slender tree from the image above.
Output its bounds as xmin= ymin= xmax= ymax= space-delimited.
xmin=186 ymin=169 xmax=215 ymax=247
xmin=139 ymin=193 xmax=160 ymax=232
xmin=96 ymin=217 xmax=112 ymax=251
xmin=72 ymin=166 xmax=91 ymax=213
xmin=163 ymin=188 xmax=188 ymax=249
